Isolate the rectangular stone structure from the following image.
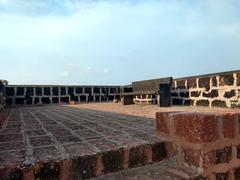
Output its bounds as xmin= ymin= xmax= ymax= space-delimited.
xmin=121 ymin=77 xmax=172 ymax=105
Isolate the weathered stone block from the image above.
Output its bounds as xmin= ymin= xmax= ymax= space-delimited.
xmin=171 ymin=92 xmax=178 ymax=97
xmin=108 ymin=95 xmax=114 ymax=101
xmin=216 ymin=146 xmax=232 ymax=164
xmin=26 ymin=87 xmax=34 ymax=96
xmin=223 ymin=113 xmax=236 ymax=138
xmin=9 ymin=166 xmax=23 ymax=180
xmin=102 ymin=149 xmax=124 ymax=173
xmin=52 ymin=97 xmax=59 ymax=103
xmin=60 ymin=87 xmax=66 ymax=95
xmin=5 ymin=87 xmax=14 ymax=96
xmin=237 ymin=145 xmax=240 ymax=159
xmin=41 ymin=97 xmax=51 ymax=104
xmin=71 ymin=155 xmax=98 ymax=179
xmin=122 ymin=96 xmax=134 ymax=105
xmin=68 ymin=87 xmax=74 ymax=95
xmin=128 ymin=145 xmax=151 ymax=168
xmin=198 ymin=77 xmax=210 ymax=88
xmin=16 ymin=87 xmax=24 ymax=96
xmin=151 ymin=143 xmax=167 ymax=162
xmin=110 ymin=88 xmax=117 ymax=94
xmin=6 ymin=98 xmax=13 ymax=105
xmin=44 ymin=87 xmax=51 ymax=96
xmin=202 ymin=90 xmax=218 ymax=98
xmin=180 ymin=92 xmax=189 ymax=98
xmin=235 ymin=168 xmax=240 ymax=179
xmin=176 ymin=80 xmax=186 ymax=89
xmin=215 ymin=172 xmax=229 ymax=180
xmin=219 ymin=74 xmax=234 ymax=86
xmin=196 ymin=100 xmax=209 ymax=107
xmin=172 ymin=99 xmax=183 ymax=105
xmin=182 ymin=148 xmax=201 ymax=166
xmin=94 ymin=88 xmax=100 ymax=94
xmin=88 ymin=95 xmax=94 ymax=102
xmin=75 ymin=87 xmax=83 ymax=94
xmin=212 ymin=100 xmax=227 ymax=107
xmin=101 ymin=88 xmax=108 ymax=94
xmin=172 ymin=81 xmax=176 ymax=89
xmin=212 ymin=76 xmax=218 ymax=87
xmin=174 ymin=113 xmax=219 ymax=143
xmin=60 ymin=97 xmax=69 ymax=103
xmin=35 ymin=87 xmax=42 ymax=96
xmin=80 ymin=95 xmax=86 ymax=102
xmin=224 ymin=90 xmax=236 ymax=98
xmin=95 ymin=95 xmax=100 ymax=102
xmin=184 ymin=100 xmax=194 ymax=106
xmin=85 ymin=87 xmax=92 ymax=94
xmin=33 ymin=162 xmax=60 ymax=180
xmin=237 ymin=73 xmax=240 ymax=86
xmin=156 ymin=112 xmax=169 ymax=134
xmin=26 ymin=98 xmax=33 ymax=105
xmin=34 ymin=97 xmax=40 ymax=104
xmin=15 ymin=98 xmax=25 ymax=105
xmin=191 ymin=91 xmax=201 ymax=97
xmin=187 ymin=78 xmax=197 ymax=88
xmin=52 ymin=87 xmax=59 ymax=96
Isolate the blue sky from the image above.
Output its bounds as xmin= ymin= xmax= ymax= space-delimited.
xmin=0 ymin=0 xmax=240 ymax=85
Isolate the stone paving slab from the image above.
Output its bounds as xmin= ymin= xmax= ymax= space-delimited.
xmin=0 ymin=105 xmax=171 ymax=179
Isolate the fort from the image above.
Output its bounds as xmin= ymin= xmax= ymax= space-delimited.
xmin=0 ymin=70 xmax=240 ymax=180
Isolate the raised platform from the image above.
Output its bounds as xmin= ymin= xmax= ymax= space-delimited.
xmin=1 ymin=103 xmax=238 ymax=179
xmin=0 ymin=104 xmax=171 ymax=179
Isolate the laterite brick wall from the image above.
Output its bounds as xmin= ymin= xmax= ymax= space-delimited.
xmin=156 ymin=111 xmax=240 ymax=179
xmin=171 ymin=70 xmax=240 ymax=108
xmin=5 ymin=85 xmax=120 ymax=106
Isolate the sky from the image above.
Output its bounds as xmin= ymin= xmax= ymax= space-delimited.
xmin=0 ymin=0 xmax=240 ymax=85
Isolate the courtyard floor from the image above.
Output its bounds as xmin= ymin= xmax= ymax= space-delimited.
xmin=1 ymin=102 xmax=236 ymax=179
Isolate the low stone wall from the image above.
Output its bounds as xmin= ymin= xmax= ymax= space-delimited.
xmin=156 ymin=111 xmax=240 ymax=179
xmin=5 ymin=85 xmax=120 ymax=106
xmin=171 ymin=70 xmax=240 ymax=108
xmin=0 ymin=80 xmax=7 ymax=111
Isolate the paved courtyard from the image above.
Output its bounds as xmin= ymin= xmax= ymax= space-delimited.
xmin=0 ymin=104 xmax=164 ymax=164
xmin=1 ymin=102 xmax=236 ymax=179
xmin=0 ymin=103 xmax=174 ymax=179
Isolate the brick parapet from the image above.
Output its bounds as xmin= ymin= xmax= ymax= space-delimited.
xmin=156 ymin=111 xmax=240 ymax=179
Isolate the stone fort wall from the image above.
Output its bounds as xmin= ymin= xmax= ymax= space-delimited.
xmin=5 ymin=85 xmax=120 ymax=106
xmin=171 ymin=70 xmax=240 ymax=108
